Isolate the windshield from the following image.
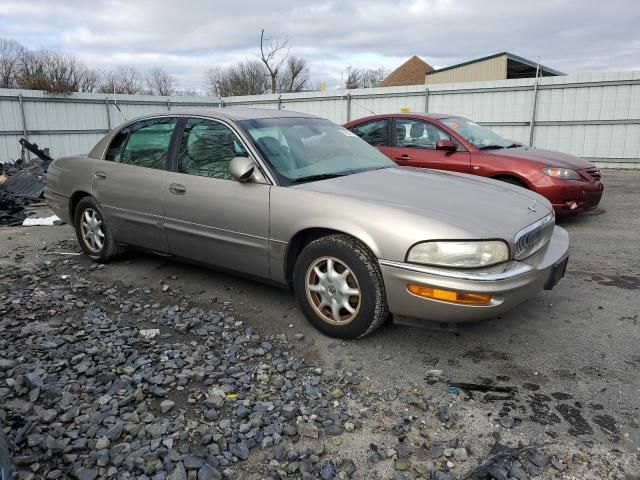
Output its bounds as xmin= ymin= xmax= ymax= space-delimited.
xmin=238 ymin=117 xmax=394 ymax=184
xmin=441 ymin=117 xmax=514 ymax=149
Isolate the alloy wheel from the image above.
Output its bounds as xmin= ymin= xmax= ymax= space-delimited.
xmin=305 ymin=256 xmax=361 ymax=325
xmin=80 ymin=208 xmax=105 ymax=253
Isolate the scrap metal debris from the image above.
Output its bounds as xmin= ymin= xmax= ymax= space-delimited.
xmin=0 ymin=138 xmax=54 ymax=227
xmin=462 ymin=442 xmax=553 ymax=480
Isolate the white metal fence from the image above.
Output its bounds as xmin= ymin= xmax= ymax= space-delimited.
xmin=1 ymin=71 xmax=639 ymax=167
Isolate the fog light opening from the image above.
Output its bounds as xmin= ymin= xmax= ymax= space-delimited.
xmin=407 ymin=284 xmax=492 ymax=305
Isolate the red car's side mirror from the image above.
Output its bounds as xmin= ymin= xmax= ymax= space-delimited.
xmin=436 ymin=139 xmax=458 ymax=152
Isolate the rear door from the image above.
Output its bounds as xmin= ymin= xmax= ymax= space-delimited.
xmin=390 ymin=118 xmax=471 ymax=173
xmin=162 ymin=117 xmax=271 ymax=278
xmin=92 ymin=117 xmax=177 ymax=252
xmin=348 ymin=118 xmax=394 ymax=159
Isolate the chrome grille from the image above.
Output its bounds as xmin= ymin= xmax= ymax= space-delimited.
xmin=514 ymin=214 xmax=555 ymax=260
xmin=585 ymin=168 xmax=601 ymax=181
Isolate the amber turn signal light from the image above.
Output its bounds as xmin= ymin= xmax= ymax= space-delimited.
xmin=407 ymin=284 xmax=492 ymax=305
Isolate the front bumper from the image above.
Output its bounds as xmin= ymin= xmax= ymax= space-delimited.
xmin=532 ymin=176 xmax=604 ymax=215
xmin=379 ymin=226 xmax=570 ymax=323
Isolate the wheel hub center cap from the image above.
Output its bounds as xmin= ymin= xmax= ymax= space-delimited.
xmin=327 ymin=285 xmax=337 ymax=296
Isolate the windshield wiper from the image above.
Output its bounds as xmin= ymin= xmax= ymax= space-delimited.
xmin=478 ymin=144 xmax=505 ymax=150
xmin=506 ymin=143 xmax=523 ymax=148
xmin=291 ymin=172 xmax=349 ymax=183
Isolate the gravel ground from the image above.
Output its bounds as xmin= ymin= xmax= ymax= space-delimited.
xmin=0 ymin=169 xmax=639 ymax=480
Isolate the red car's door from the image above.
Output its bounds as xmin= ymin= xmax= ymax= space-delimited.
xmin=390 ymin=118 xmax=471 ymax=173
xmin=348 ymin=118 xmax=394 ymax=158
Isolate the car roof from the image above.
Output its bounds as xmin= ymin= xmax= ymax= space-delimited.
xmin=129 ymin=107 xmax=322 ymax=123
xmin=344 ymin=112 xmax=460 ymax=125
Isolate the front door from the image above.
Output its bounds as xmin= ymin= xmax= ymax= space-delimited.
xmin=162 ymin=117 xmax=271 ymax=279
xmin=391 ymin=118 xmax=471 ymax=173
xmin=92 ymin=117 xmax=177 ymax=252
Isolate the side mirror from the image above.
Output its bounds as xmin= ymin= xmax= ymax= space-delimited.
xmin=229 ymin=156 xmax=255 ymax=182
xmin=436 ymin=139 xmax=457 ymax=152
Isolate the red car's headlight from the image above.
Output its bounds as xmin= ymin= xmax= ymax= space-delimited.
xmin=541 ymin=167 xmax=581 ymax=180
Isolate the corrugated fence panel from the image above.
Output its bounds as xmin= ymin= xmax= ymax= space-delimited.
xmin=0 ymin=134 xmax=23 ymax=162
xmin=0 ymin=100 xmax=22 ymax=132
xmin=1 ymin=72 xmax=640 ymax=166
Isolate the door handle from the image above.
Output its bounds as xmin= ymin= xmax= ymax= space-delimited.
xmin=94 ymin=170 xmax=107 ymax=180
xmin=394 ymin=154 xmax=411 ymax=161
xmin=169 ymin=183 xmax=186 ymax=195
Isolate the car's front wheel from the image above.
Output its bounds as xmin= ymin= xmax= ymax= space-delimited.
xmin=293 ymin=234 xmax=388 ymax=339
xmin=74 ymin=196 xmax=120 ymax=263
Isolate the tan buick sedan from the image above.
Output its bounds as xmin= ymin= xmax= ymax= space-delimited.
xmin=46 ymin=109 xmax=569 ymax=338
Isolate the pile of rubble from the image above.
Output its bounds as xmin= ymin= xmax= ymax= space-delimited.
xmin=0 ymin=139 xmax=53 ymax=227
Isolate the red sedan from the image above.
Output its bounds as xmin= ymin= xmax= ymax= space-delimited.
xmin=344 ymin=114 xmax=604 ymax=215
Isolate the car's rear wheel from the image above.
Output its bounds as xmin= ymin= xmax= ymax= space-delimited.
xmin=74 ymin=196 xmax=119 ymax=263
xmin=293 ymin=234 xmax=388 ymax=339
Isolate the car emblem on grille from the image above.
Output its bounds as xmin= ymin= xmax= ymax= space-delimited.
xmin=527 ymin=200 xmax=537 ymax=213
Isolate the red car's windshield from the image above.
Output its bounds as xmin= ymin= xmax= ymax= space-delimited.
xmin=441 ymin=117 xmax=520 ymax=150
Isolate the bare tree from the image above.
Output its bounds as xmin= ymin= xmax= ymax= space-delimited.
xmin=98 ymin=66 xmax=144 ymax=94
xmin=15 ymin=50 xmax=48 ymax=90
xmin=344 ymin=66 xmax=362 ymax=89
xmin=0 ymin=37 xmax=26 ymax=88
xmin=259 ymin=29 xmax=289 ymax=94
xmin=344 ymin=66 xmax=387 ymax=89
xmin=75 ymin=66 xmax=98 ymax=93
xmin=146 ymin=67 xmax=176 ymax=96
xmin=278 ymin=56 xmax=308 ymax=92
xmin=205 ymin=61 xmax=269 ymax=97
xmin=360 ymin=67 xmax=387 ymax=88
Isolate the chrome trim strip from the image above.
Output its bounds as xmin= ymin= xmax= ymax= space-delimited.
xmin=378 ymin=259 xmax=532 ymax=281
xmin=162 ymin=216 xmax=269 ymax=242
xmin=514 ymin=213 xmax=555 ymax=260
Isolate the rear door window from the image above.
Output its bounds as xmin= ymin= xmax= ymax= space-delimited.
xmin=107 ymin=117 xmax=177 ymax=169
xmin=348 ymin=119 xmax=389 ymax=146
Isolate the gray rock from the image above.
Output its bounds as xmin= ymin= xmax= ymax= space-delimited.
xmin=198 ymin=464 xmax=222 ymax=480
xmin=433 ymin=471 xmax=453 ymax=480
xmin=160 ymin=400 xmax=175 ymax=413
xmin=235 ymin=404 xmax=251 ymax=418
xmin=499 ymin=415 xmax=515 ymax=429
xmin=230 ymin=442 xmax=250 ymax=460
xmin=168 ymin=462 xmax=188 ymax=480
xmin=430 ymin=444 xmax=445 ymax=459
xmin=320 ymin=461 xmax=335 ymax=480
xmin=72 ymin=467 xmax=98 ymax=480
xmin=46 ymin=436 xmax=70 ymax=454
xmin=298 ymin=422 xmax=319 ymax=439
xmin=281 ymin=404 xmax=298 ymax=420
xmin=324 ymin=424 xmax=343 ymax=436
xmin=183 ymin=454 xmax=204 ymax=470
xmin=453 ymin=447 xmax=468 ymax=460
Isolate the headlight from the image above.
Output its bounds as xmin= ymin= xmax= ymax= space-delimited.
xmin=541 ymin=167 xmax=580 ymax=180
xmin=407 ymin=241 xmax=509 ymax=268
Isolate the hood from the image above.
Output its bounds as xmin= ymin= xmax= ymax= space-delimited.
xmin=489 ymin=146 xmax=595 ymax=170
xmin=294 ymin=167 xmax=552 ymax=239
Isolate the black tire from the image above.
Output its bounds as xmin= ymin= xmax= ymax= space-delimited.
xmin=293 ymin=234 xmax=388 ymax=339
xmin=74 ymin=196 xmax=120 ymax=263
xmin=496 ymin=176 xmax=528 ymax=189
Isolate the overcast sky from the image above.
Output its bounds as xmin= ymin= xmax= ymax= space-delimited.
xmin=1 ymin=0 xmax=639 ymax=90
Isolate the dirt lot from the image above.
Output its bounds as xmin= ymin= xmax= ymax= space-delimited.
xmin=0 ymin=169 xmax=639 ymax=480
